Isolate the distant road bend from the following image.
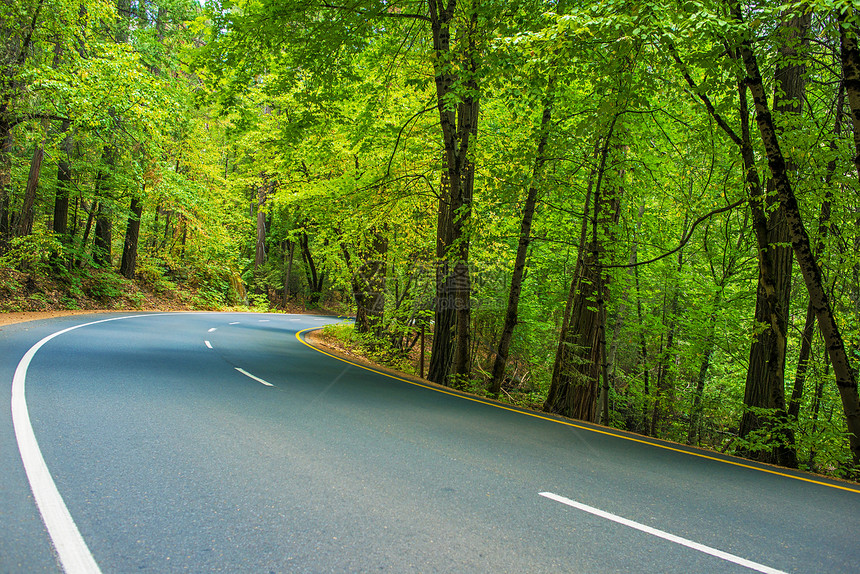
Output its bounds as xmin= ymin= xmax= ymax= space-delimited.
xmin=2 ymin=312 xmax=858 ymax=573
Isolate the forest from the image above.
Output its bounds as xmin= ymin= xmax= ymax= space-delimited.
xmin=2 ymin=0 xmax=860 ymax=478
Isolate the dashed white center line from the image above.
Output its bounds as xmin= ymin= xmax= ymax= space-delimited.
xmin=208 ymin=328 xmax=217 ymax=332
xmin=259 ymin=319 xmax=270 ymax=322
xmin=204 ymin=341 xmax=213 ymax=349
xmin=235 ymin=367 xmax=274 ymax=387
xmin=229 ymin=322 xmax=240 ymax=325
xmin=539 ymin=492 xmax=786 ymax=574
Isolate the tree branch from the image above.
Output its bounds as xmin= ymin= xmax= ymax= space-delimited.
xmin=663 ymin=38 xmax=744 ymax=148
xmin=597 ymin=197 xmax=747 ymax=269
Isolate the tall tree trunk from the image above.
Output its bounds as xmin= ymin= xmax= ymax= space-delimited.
xmin=283 ymin=239 xmax=295 ymax=305
xmin=489 ymin=80 xmax=554 ymax=394
xmin=596 ymin=269 xmax=612 ymax=426
xmin=15 ymin=142 xmax=45 ymax=237
xmin=93 ymin=200 xmax=112 ymax=268
xmin=299 ymin=231 xmax=324 ymax=304
xmin=426 ymin=0 xmax=480 ymax=386
xmin=735 ymin=79 xmax=797 ymax=467
xmin=342 ymin=230 xmax=387 ymax=335
xmin=119 ymin=194 xmax=143 ymax=279
xmin=429 ymin=175 xmax=457 ymax=384
xmin=254 ymin=183 xmax=267 ymax=271
xmin=52 ymin=120 xmax=72 ymax=238
xmin=735 ymin=1 xmax=860 ymax=466
xmin=92 ymin=149 xmax=113 ymax=268
xmin=544 ymin=114 xmax=622 ymax=422
xmin=0 ymin=123 xmax=13 ymax=250
xmin=0 ymin=0 xmax=45 ymax=250
xmin=75 ymin=200 xmax=96 ymax=268
xmin=739 ymin=12 xmax=809 ymax=467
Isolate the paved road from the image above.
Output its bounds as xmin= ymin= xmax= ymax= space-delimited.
xmin=2 ymin=312 xmax=858 ymax=573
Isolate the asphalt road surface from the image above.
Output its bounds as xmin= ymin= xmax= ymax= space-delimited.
xmin=2 ymin=312 xmax=858 ymax=573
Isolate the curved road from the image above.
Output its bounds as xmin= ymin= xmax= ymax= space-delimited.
xmin=2 ymin=312 xmax=858 ymax=573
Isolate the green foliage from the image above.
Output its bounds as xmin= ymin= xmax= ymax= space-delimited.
xmin=83 ymin=271 xmax=126 ymax=303
xmin=137 ymin=260 xmax=177 ymax=295
xmin=0 ymin=232 xmax=65 ymax=276
xmin=322 ymin=322 xmax=417 ymax=376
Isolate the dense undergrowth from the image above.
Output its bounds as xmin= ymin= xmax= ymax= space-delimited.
xmin=0 ymin=231 xmax=322 ymax=316
xmin=320 ymin=322 xmax=596 ymax=414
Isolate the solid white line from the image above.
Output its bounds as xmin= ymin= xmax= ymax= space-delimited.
xmin=204 ymin=340 xmax=213 ymax=349
xmin=235 ymin=368 xmax=274 ymax=387
xmin=208 ymin=328 xmax=217 ymax=332
xmin=539 ymin=493 xmax=786 ymax=574
xmin=12 ymin=315 xmax=166 ymax=574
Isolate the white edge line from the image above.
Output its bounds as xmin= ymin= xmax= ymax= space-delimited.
xmin=539 ymin=492 xmax=787 ymax=574
xmin=235 ymin=367 xmax=274 ymax=387
xmin=11 ymin=314 xmax=169 ymax=574
xmin=204 ymin=340 xmax=213 ymax=349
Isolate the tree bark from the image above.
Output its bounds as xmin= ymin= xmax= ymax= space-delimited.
xmin=92 ymin=148 xmax=114 ymax=268
xmin=738 ymin=12 xmax=809 ymax=467
xmin=15 ymin=143 xmax=45 ymax=237
xmin=299 ymin=231 xmax=324 ymax=304
xmin=119 ymin=195 xmax=143 ymax=279
xmin=489 ymin=80 xmax=554 ymax=394
xmin=735 ymin=77 xmax=798 ymax=466
xmin=283 ymin=239 xmax=295 ymax=305
xmin=342 ymin=230 xmax=387 ymax=335
xmin=426 ymin=0 xmax=480 ymax=386
xmin=75 ymin=200 xmax=96 ymax=268
xmin=0 ymin=0 xmax=45 ymax=249
xmin=839 ymin=13 xmax=860 ymax=177
xmin=735 ymin=1 xmax=860 ymax=466
xmin=52 ymin=120 xmax=73 ymax=238
xmin=544 ymin=114 xmax=622 ymax=422
xmin=254 ymin=183 xmax=267 ymax=270
xmin=93 ymin=200 xmax=112 ymax=268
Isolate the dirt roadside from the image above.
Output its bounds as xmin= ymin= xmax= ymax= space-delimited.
xmin=0 ymin=310 xmax=119 ymax=327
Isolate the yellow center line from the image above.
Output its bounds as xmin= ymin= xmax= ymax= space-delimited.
xmin=295 ymin=327 xmax=860 ymax=494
